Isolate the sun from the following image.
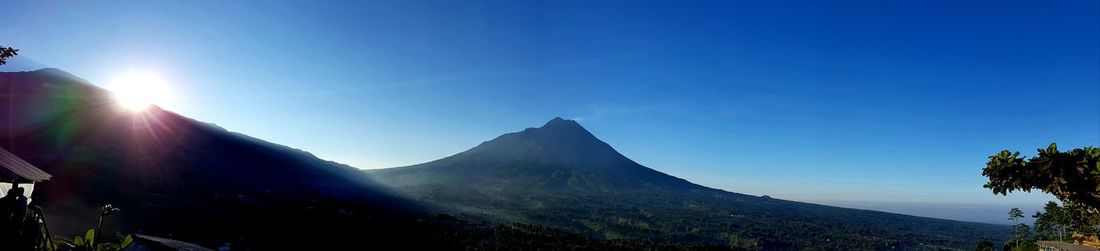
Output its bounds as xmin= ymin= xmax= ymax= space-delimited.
xmin=107 ymin=72 xmax=176 ymax=112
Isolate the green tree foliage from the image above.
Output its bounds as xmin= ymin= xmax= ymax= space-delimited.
xmin=1007 ymin=208 xmax=1030 ymax=250
xmin=1033 ymin=201 xmax=1071 ymax=241
xmin=1002 ymin=240 xmax=1037 ymax=251
xmin=0 ymin=45 xmax=17 ymax=65
xmin=983 ymin=143 xmax=1100 ymax=213
xmin=1064 ymin=201 xmax=1100 ymax=237
xmin=1009 ymin=208 xmax=1025 ymax=222
xmin=52 ymin=229 xmax=132 ymax=251
xmin=974 ymin=240 xmax=994 ymax=251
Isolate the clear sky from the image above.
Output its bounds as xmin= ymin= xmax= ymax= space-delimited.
xmin=2 ymin=0 xmax=1097 ymax=220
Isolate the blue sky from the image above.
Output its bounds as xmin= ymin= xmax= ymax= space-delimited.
xmin=2 ymin=0 xmax=1097 ymax=221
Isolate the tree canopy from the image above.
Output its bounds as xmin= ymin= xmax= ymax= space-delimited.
xmin=0 ymin=45 xmax=17 ymax=65
xmin=1033 ymin=201 xmax=1071 ymax=241
xmin=983 ymin=143 xmax=1100 ymax=212
xmin=1007 ymin=208 xmax=1030 ymax=250
xmin=1031 ymin=200 xmax=1100 ymax=242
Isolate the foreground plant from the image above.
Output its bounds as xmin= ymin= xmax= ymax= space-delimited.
xmin=52 ymin=229 xmax=132 ymax=251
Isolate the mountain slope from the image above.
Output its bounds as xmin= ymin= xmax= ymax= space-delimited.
xmin=370 ymin=118 xmax=1010 ymax=249
xmin=0 ymin=69 xmax=432 ymax=249
xmin=378 ymin=118 xmax=702 ymax=195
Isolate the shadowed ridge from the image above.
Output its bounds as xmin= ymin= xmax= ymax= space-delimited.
xmin=0 ymin=56 xmax=51 ymax=72
xmin=461 ymin=116 xmax=626 ymax=163
xmin=0 ymin=69 xmax=427 ymax=249
xmin=374 ymin=117 xmax=703 ymax=193
xmin=26 ymin=68 xmax=99 ymax=88
xmin=540 ymin=116 xmax=586 ymax=132
xmin=367 ymin=117 xmax=1011 ymax=249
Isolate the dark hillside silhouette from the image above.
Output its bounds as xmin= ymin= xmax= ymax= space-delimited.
xmin=371 ymin=117 xmax=1012 ymax=249
xmin=0 ymin=69 xmax=424 ymax=249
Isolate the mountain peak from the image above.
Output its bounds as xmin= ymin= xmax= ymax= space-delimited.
xmin=376 ymin=116 xmax=705 ymax=196
xmin=431 ymin=116 xmax=674 ymax=182
xmin=526 ymin=117 xmax=597 ymax=142
xmin=542 ymin=117 xmax=579 ymax=128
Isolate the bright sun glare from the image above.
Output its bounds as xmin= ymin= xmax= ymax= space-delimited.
xmin=107 ymin=72 xmax=176 ymax=112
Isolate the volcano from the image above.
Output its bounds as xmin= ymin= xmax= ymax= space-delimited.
xmin=370 ymin=117 xmax=1010 ymax=249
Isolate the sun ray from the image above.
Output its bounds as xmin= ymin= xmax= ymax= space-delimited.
xmin=106 ymin=72 xmax=176 ymax=113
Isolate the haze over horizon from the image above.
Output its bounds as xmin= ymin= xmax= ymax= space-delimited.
xmin=2 ymin=0 xmax=1097 ymax=224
